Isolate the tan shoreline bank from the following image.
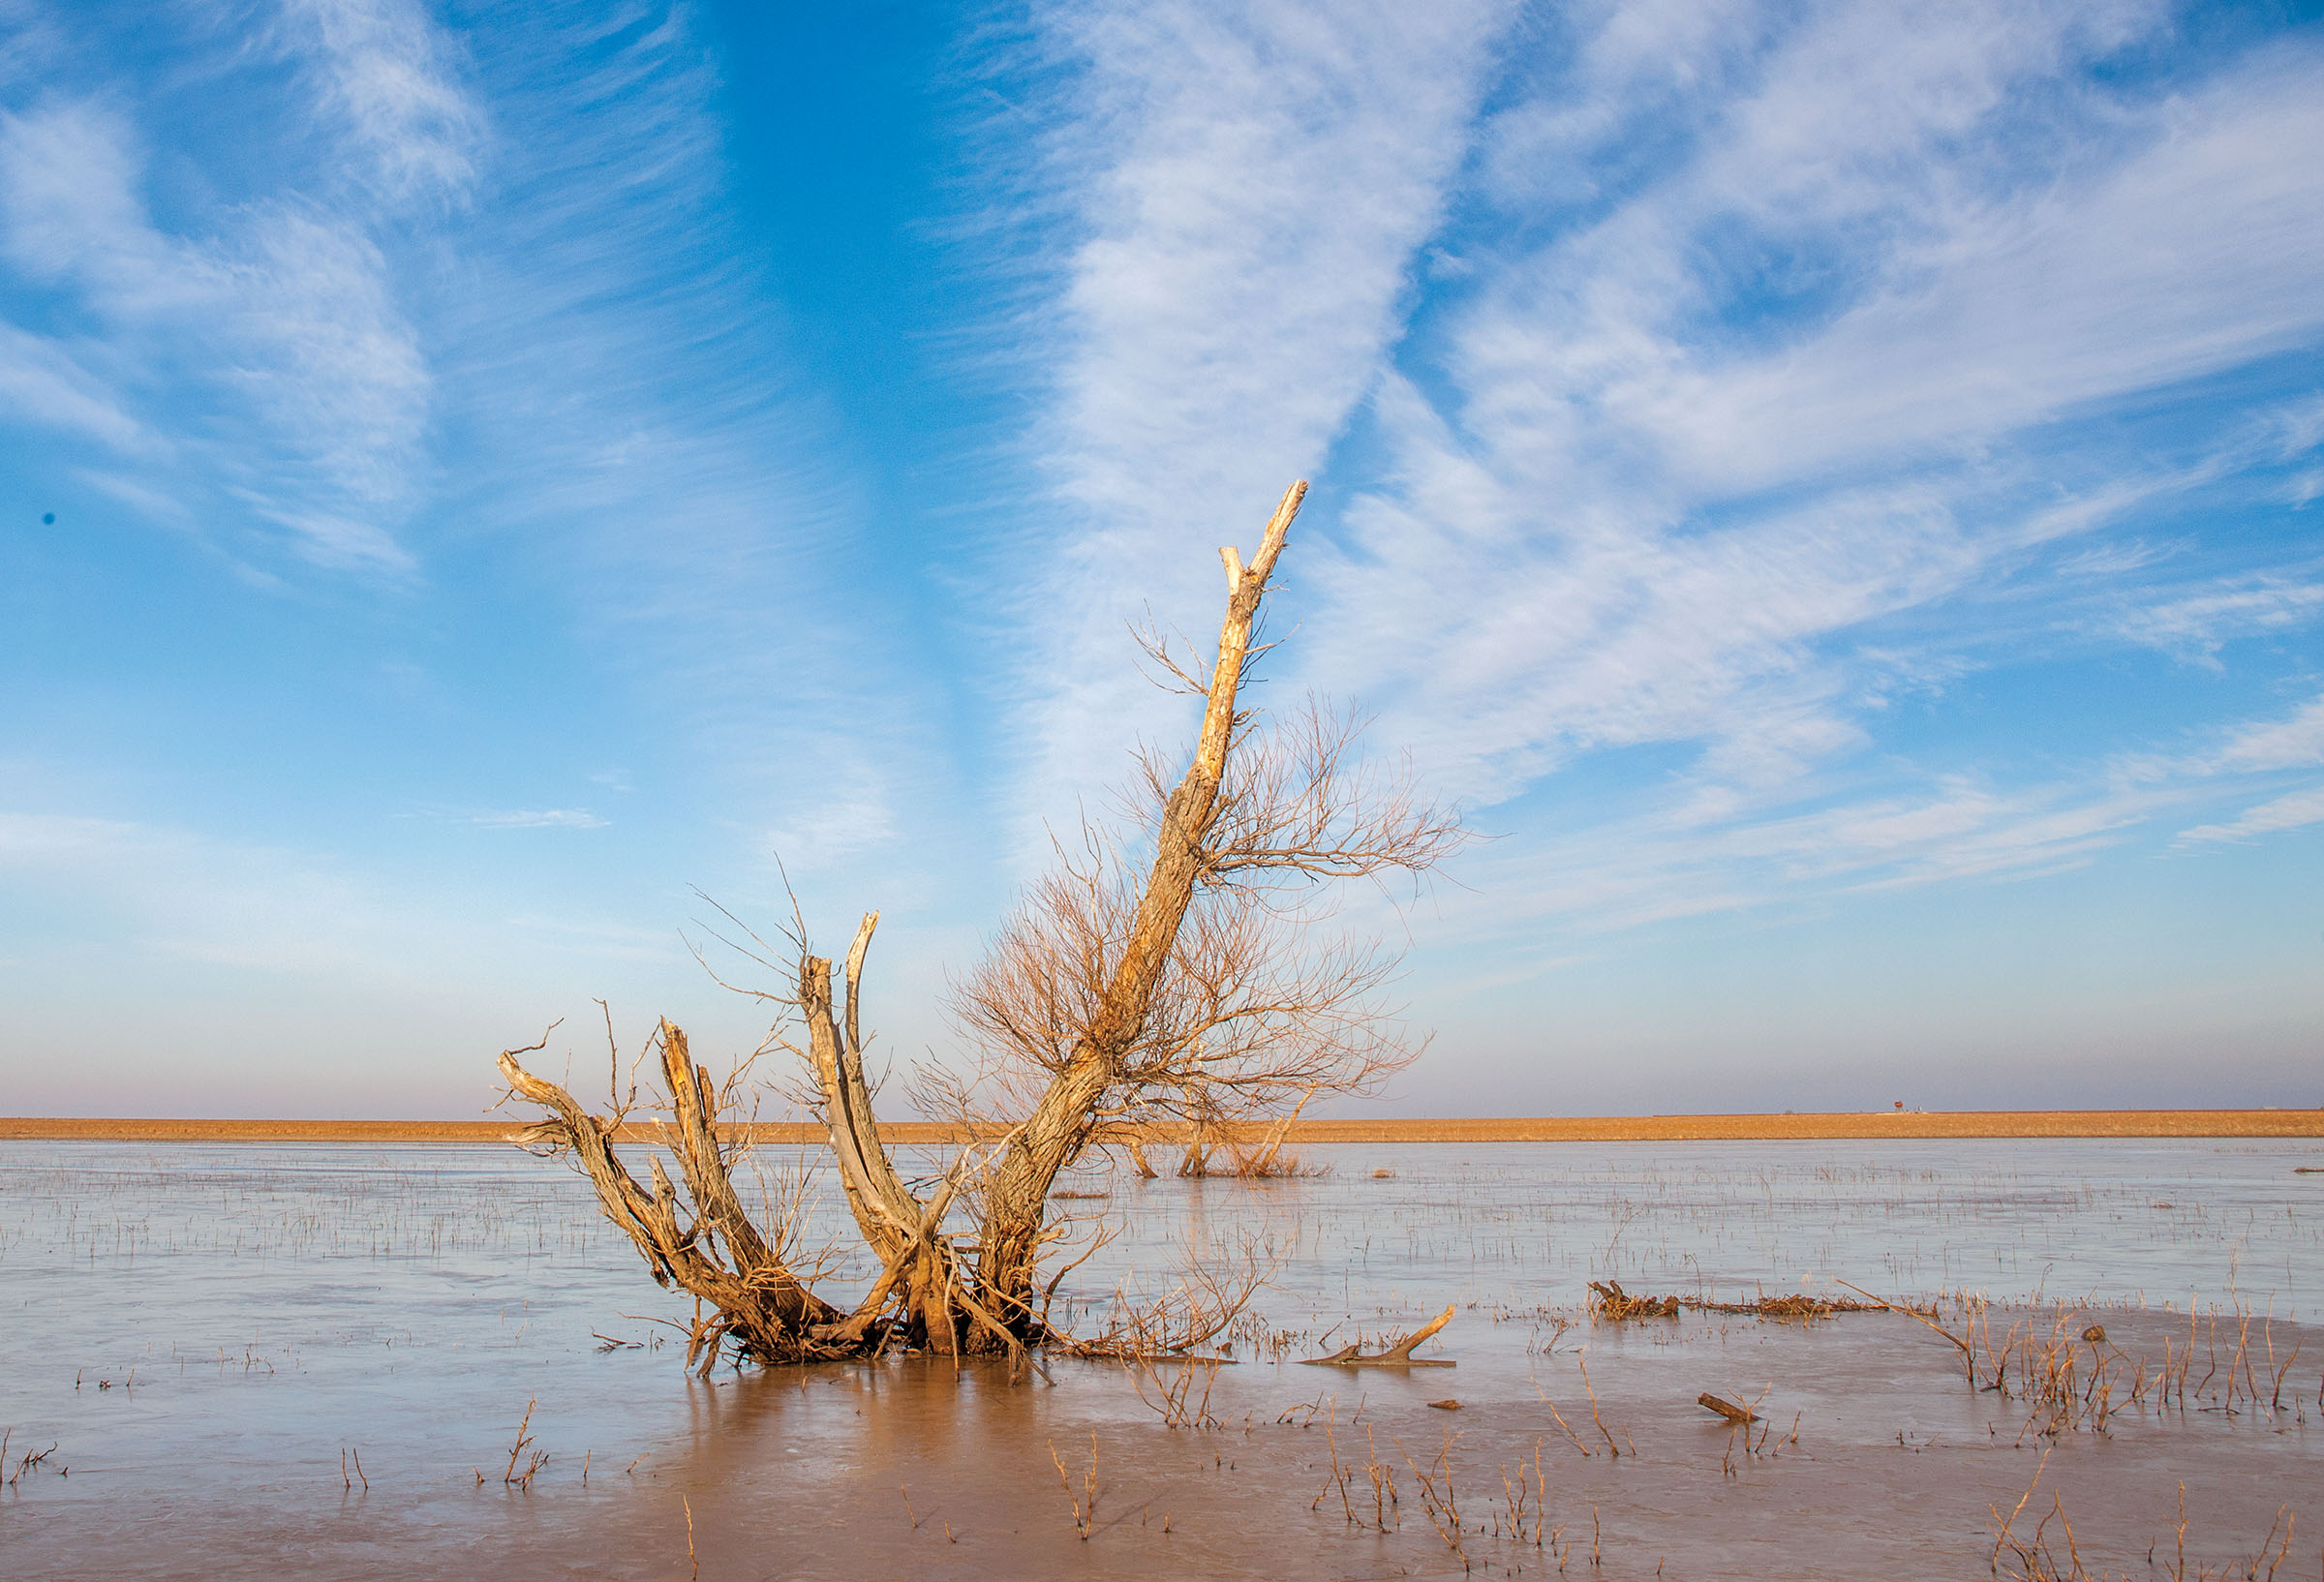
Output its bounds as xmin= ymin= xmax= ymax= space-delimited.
xmin=2 ymin=1109 xmax=2318 ymax=1143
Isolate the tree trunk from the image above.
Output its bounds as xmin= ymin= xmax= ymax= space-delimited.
xmin=493 ymin=475 xmax=1456 ymax=1372
xmin=499 ymin=1029 xmax=840 ymax=1365
xmin=971 ymin=481 xmax=1308 ymax=1328
xmin=799 ymin=914 xmax=1021 ymax=1355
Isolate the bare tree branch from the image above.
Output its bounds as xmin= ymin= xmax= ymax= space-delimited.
xmin=492 ymin=479 xmax=1466 ymax=1367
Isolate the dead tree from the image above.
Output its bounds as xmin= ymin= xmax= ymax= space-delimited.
xmin=497 ymin=480 xmax=1463 ymax=1364
xmin=499 ymin=932 xmax=1020 ymax=1365
xmin=499 ymin=1019 xmax=842 ymax=1367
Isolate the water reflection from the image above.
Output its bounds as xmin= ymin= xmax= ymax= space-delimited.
xmin=2 ymin=1138 xmax=2314 ymax=1578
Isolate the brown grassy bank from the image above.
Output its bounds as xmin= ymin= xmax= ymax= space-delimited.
xmin=2 ymin=1108 xmax=2318 ymax=1144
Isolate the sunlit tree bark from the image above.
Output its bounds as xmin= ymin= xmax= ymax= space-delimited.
xmin=498 ymin=480 xmax=1464 ymax=1363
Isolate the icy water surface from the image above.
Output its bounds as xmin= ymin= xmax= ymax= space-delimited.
xmin=2 ymin=1138 xmax=2318 ymax=1578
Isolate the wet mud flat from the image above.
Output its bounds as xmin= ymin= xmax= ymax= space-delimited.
xmin=6 ymin=1308 xmax=2316 ymax=1580
xmin=2 ymin=1139 xmax=2316 ymax=1578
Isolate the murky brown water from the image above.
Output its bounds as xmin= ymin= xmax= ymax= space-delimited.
xmin=3 ymin=1140 xmax=2317 ymax=1578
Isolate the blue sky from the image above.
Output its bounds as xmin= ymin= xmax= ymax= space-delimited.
xmin=2 ymin=0 xmax=2319 ymax=1118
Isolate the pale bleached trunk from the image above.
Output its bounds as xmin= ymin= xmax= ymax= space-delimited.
xmin=801 ymin=914 xmax=986 ymax=1354
xmin=803 ymin=915 xmax=921 ymax=1261
xmin=499 ymin=1031 xmax=840 ymax=1365
xmin=500 ymin=480 xmax=1320 ymax=1364
xmin=973 ymin=482 xmax=1307 ymax=1330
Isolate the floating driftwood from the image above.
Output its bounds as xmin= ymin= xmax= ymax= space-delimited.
xmin=1300 ymin=1303 xmax=1456 ymax=1367
xmin=1697 ymin=1392 xmax=1758 ymax=1424
xmin=1588 ymin=1281 xmax=1888 ymax=1323
xmin=1688 ymin=1292 xmax=1886 ymax=1320
xmin=1588 ymin=1280 xmax=1677 ymax=1321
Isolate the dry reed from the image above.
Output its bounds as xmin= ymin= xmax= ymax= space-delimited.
xmin=1050 ymin=1432 xmax=1099 ymax=1539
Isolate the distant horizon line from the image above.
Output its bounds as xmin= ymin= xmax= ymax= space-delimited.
xmin=4 ymin=1110 xmax=2319 ymax=1144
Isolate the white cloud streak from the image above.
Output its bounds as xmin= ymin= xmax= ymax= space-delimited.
xmin=1006 ymin=0 xmax=2324 ymax=936
xmin=2215 ymin=694 xmax=2324 ymax=774
xmin=1036 ymin=0 xmax=1513 ymax=529
xmin=278 ymin=0 xmax=484 ymax=203
xmin=467 ymin=808 xmax=608 ymax=830
xmin=0 ymin=317 xmax=140 ymax=444
xmin=0 ymin=15 xmax=454 ymax=573
xmin=1343 ymin=13 xmax=2318 ymax=864
xmin=1 ymin=2 xmax=914 ymax=873
xmin=1628 ymin=50 xmax=2324 ymax=493
xmin=1437 ymin=683 xmax=2324 ymax=942
xmin=2178 ymin=785 xmax=2324 ymax=845
xmin=2101 ymin=574 xmax=2324 ymax=662
xmin=1005 ymin=0 xmax=1515 ymax=813
xmin=1452 ymin=774 xmax=2167 ymax=949
xmin=414 ymin=4 xmax=936 ymax=874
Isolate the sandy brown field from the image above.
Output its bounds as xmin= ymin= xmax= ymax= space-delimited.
xmin=3 ymin=1108 xmax=2318 ymax=1143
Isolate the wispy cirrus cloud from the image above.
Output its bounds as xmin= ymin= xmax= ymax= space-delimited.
xmin=2178 ymin=786 xmax=2324 ymax=845
xmin=1451 ymin=772 xmax=2168 ymax=949
xmin=1000 ymin=0 xmax=2324 ymax=940
xmin=0 ymin=12 xmax=455 ymax=574
xmin=998 ymin=0 xmax=1516 ymax=814
xmin=2212 ymin=694 xmax=2324 ymax=774
xmin=1337 ymin=11 xmax=2319 ymax=901
xmin=275 ymin=0 xmax=485 ymax=203
xmin=1577 ymin=35 xmax=2324 ymax=494
xmin=0 ymin=316 xmax=139 ymax=445
xmin=415 ymin=3 xmax=936 ymax=869
xmin=2164 ymin=690 xmax=2324 ymax=844
xmin=1431 ymin=680 xmax=2324 ymax=947
xmin=0 ymin=0 xmax=922 ymax=879
xmin=1031 ymin=0 xmax=1514 ymax=528
xmin=2094 ymin=567 xmax=2324 ymax=662
xmin=1323 ymin=12 xmax=2323 ymax=787
xmin=466 ymin=808 xmax=608 ymax=830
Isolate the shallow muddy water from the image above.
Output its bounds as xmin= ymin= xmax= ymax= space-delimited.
xmin=2 ymin=1138 xmax=2317 ymax=1578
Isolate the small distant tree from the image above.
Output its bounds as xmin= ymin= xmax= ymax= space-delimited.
xmin=497 ymin=481 xmax=1463 ymax=1366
